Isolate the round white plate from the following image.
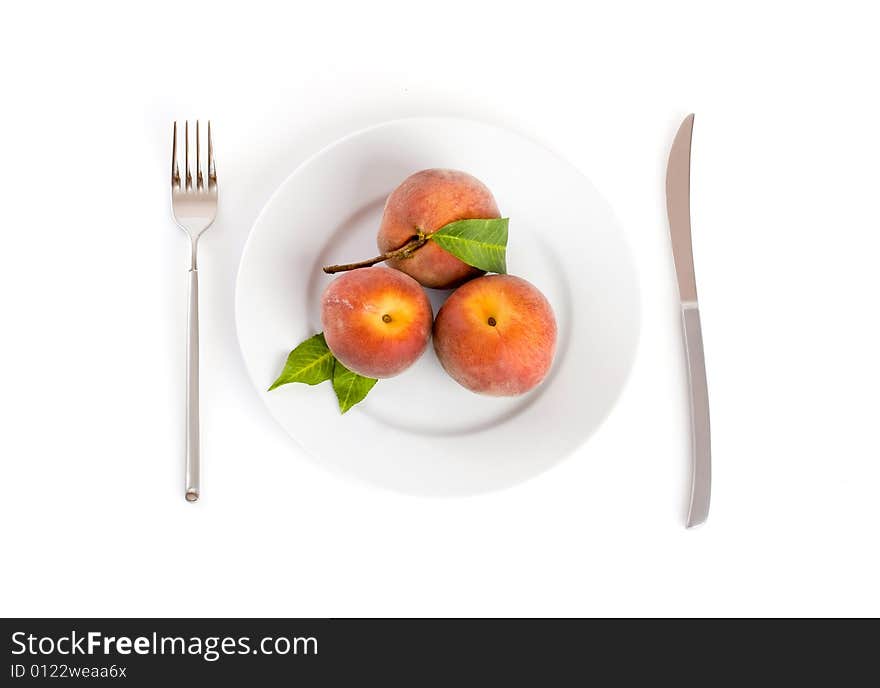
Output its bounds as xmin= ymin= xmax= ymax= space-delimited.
xmin=235 ymin=117 xmax=640 ymax=496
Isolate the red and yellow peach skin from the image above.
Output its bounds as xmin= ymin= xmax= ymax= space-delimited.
xmin=377 ymin=169 xmax=501 ymax=289
xmin=433 ymin=275 xmax=557 ymax=396
xmin=321 ymin=267 xmax=433 ymax=378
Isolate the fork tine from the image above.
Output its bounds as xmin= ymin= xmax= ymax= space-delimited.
xmin=207 ymin=120 xmax=216 ymax=187
xmin=196 ymin=120 xmax=204 ymax=190
xmin=171 ymin=122 xmax=180 ymax=188
xmin=185 ymin=121 xmax=193 ymax=190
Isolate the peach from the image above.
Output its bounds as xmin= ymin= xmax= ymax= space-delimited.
xmin=321 ymin=267 xmax=433 ymax=378
xmin=433 ymin=275 xmax=556 ymax=396
xmin=377 ymin=169 xmax=501 ymax=289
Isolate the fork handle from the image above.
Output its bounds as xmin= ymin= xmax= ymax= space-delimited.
xmin=185 ymin=268 xmax=200 ymax=502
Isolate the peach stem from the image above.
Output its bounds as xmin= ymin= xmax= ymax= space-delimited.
xmin=322 ymin=233 xmax=429 ymax=274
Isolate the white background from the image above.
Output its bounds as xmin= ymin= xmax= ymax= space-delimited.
xmin=1 ymin=1 xmax=878 ymax=617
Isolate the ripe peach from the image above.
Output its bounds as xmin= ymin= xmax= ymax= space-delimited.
xmin=321 ymin=267 xmax=433 ymax=378
xmin=433 ymin=275 xmax=556 ymax=396
xmin=377 ymin=168 xmax=501 ymax=289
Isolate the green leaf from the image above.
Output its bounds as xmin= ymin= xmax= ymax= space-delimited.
xmin=331 ymin=360 xmax=378 ymax=414
xmin=268 ymin=333 xmax=335 ymax=390
xmin=430 ymin=217 xmax=509 ymax=274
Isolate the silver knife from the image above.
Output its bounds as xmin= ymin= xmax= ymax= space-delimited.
xmin=665 ymin=114 xmax=711 ymax=528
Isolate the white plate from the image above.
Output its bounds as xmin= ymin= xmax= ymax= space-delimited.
xmin=235 ymin=117 xmax=640 ymax=496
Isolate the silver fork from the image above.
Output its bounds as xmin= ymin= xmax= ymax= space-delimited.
xmin=171 ymin=120 xmax=218 ymax=502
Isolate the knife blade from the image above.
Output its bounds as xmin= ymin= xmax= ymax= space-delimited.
xmin=665 ymin=114 xmax=711 ymax=528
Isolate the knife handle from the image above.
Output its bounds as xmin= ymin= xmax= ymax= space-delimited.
xmin=681 ymin=303 xmax=711 ymax=527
